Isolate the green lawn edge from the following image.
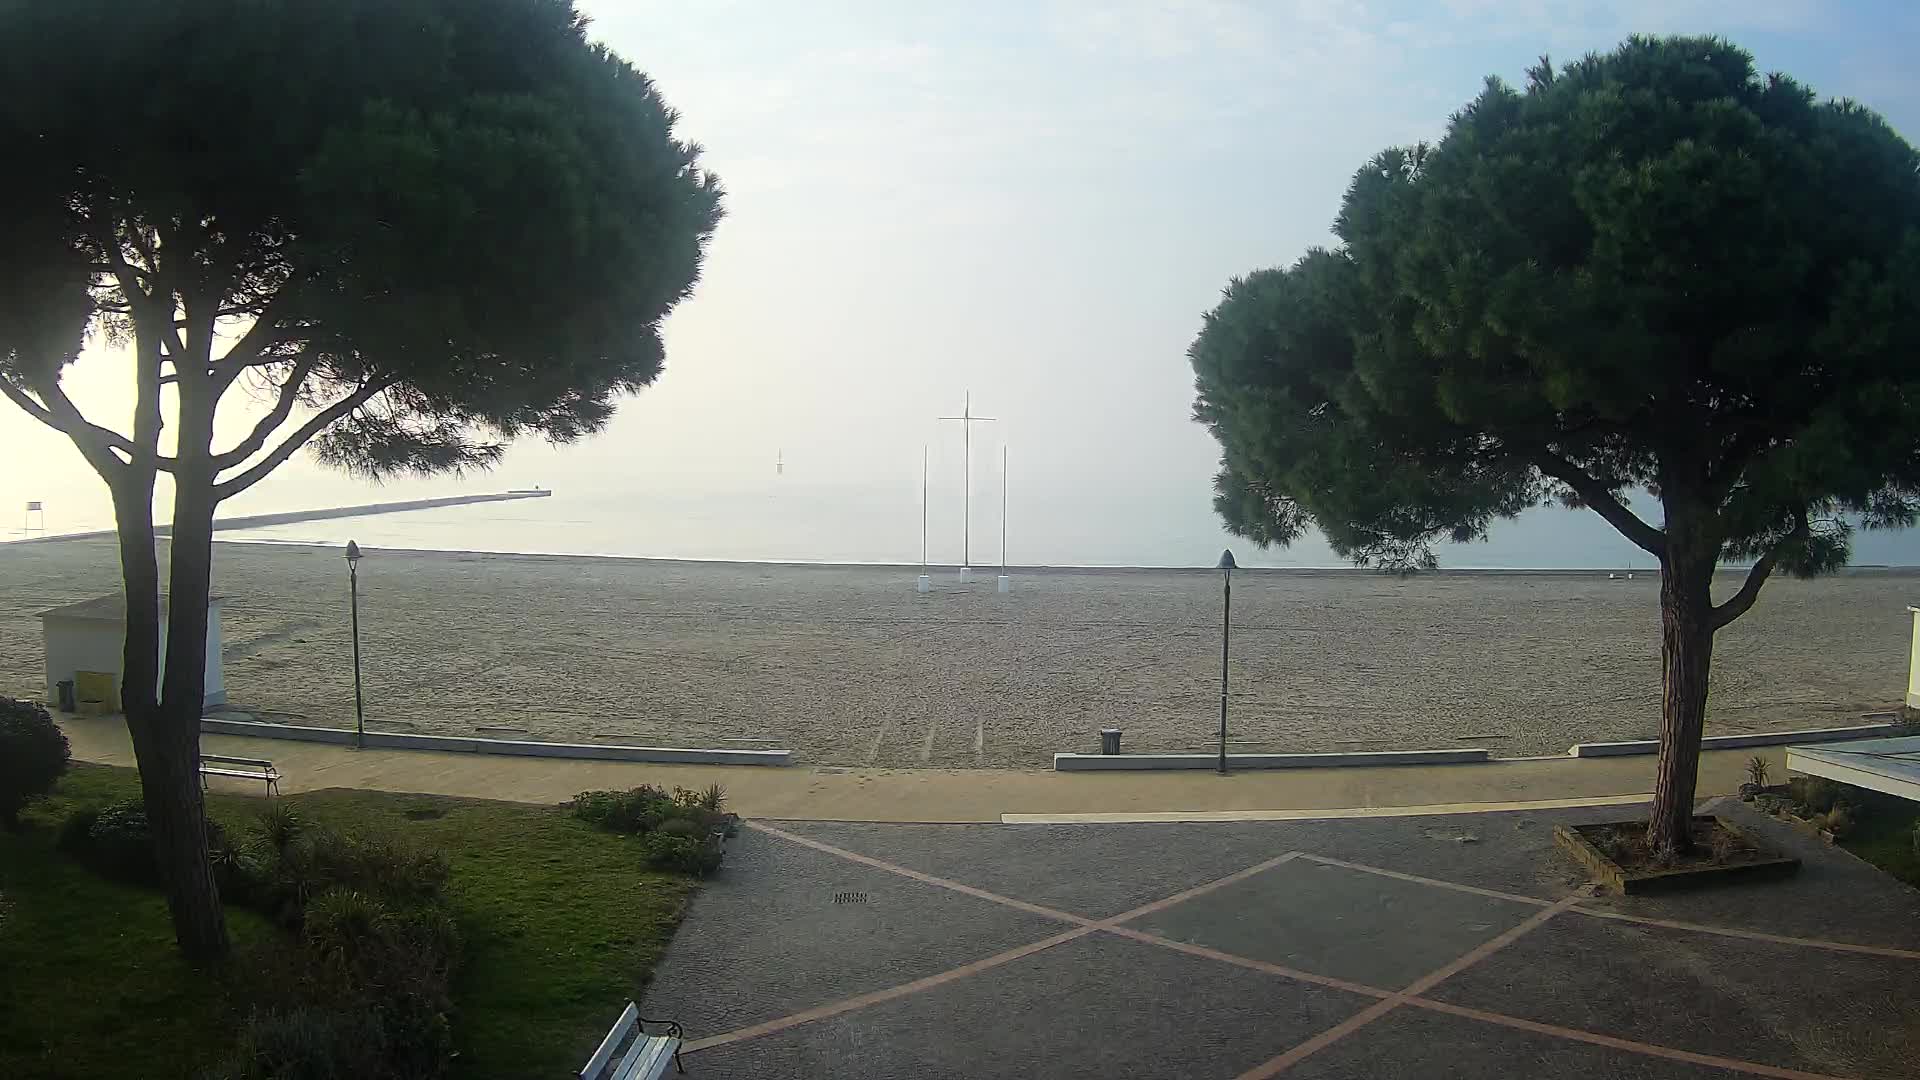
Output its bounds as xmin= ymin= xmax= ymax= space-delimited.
xmin=0 ymin=764 xmax=699 ymax=1080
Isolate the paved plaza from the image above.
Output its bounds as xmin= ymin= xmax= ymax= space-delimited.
xmin=644 ymin=801 xmax=1920 ymax=1078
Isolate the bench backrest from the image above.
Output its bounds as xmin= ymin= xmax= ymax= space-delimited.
xmin=580 ymin=1002 xmax=639 ymax=1080
xmin=201 ymin=755 xmax=275 ymax=770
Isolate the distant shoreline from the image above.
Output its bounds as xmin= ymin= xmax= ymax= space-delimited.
xmin=181 ymin=536 xmax=1920 ymax=577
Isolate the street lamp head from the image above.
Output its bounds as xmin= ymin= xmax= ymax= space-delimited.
xmin=345 ymin=540 xmax=361 ymax=566
xmin=1216 ymin=549 xmax=1237 ymax=571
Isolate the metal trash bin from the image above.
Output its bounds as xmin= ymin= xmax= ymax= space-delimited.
xmin=56 ymin=679 xmax=76 ymax=713
xmin=1100 ymin=728 xmax=1122 ymax=755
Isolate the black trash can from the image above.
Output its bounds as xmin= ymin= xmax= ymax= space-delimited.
xmin=1100 ymin=728 xmax=1122 ymax=755
xmin=57 ymin=679 xmax=77 ymax=713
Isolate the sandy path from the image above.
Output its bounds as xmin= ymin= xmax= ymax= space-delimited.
xmin=0 ymin=539 xmax=1909 ymax=767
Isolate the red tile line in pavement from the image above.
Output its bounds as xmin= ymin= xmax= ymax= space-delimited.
xmin=682 ymin=824 xmax=1303 ymax=1054
xmin=701 ymin=823 xmax=1888 ymax=1078
xmin=744 ymin=821 xmax=1093 ymax=926
xmin=1099 ymin=926 xmax=1392 ymax=1001
xmin=1294 ymin=853 xmax=1559 ymax=908
xmin=1403 ymin=998 xmax=1850 ymax=1080
xmin=1299 ymin=852 xmax=1920 ymax=963
xmin=679 ymin=925 xmax=1097 ymax=1054
xmin=1234 ymin=894 xmax=1587 ymax=1079
xmin=1569 ymin=908 xmax=1920 ymax=962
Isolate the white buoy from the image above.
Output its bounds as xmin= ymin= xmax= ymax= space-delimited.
xmin=997 ymin=575 xmax=1010 ymax=593
xmin=917 ymin=575 xmax=932 ymax=593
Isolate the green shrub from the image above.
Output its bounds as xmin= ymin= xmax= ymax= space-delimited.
xmin=251 ymin=828 xmax=450 ymax=926
xmin=1788 ymin=776 xmax=1841 ymax=815
xmin=642 ymin=831 xmax=723 ymax=876
xmin=257 ymin=803 xmax=305 ymax=852
xmin=571 ymin=786 xmax=732 ymax=873
xmin=569 ymin=786 xmax=676 ymax=833
xmin=87 ymin=798 xmax=156 ymax=880
xmin=303 ymin=889 xmax=392 ymax=966
xmin=210 ymin=996 xmax=454 ymax=1080
xmin=1744 ymin=755 xmax=1770 ymax=787
xmin=213 ymin=1006 xmax=391 ymax=1080
xmin=0 ymin=696 xmax=69 ymax=829
xmin=1820 ymin=804 xmax=1856 ymax=839
xmin=656 ymin=816 xmax=702 ymax=840
xmin=57 ymin=805 xmax=100 ymax=854
xmin=77 ymin=798 xmax=235 ymax=886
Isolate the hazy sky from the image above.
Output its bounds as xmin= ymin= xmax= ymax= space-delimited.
xmin=5 ymin=1 xmax=1919 ymax=565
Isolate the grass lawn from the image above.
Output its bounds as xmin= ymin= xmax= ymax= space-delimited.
xmin=0 ymin=765 xmax=699 ymax=1080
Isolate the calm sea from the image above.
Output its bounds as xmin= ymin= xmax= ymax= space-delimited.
xmin=13 ymin=478 xmax=1919 ymax=569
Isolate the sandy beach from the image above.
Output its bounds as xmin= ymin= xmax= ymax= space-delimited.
xmin=0 ymin=537 xmax=1910 ymax=767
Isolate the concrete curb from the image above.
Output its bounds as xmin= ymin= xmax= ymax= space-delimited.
xmin=198 ymin=718 xmax=793 ymax=766
xmin=1052 ymin=748 xmax=1491 ymax=772
xmin=1567 ymin=722 xmax=1903 ymax=758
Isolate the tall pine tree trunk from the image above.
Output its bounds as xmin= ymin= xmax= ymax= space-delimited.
xmin=147 ymin=367 xmax=230 ymax=964
xmin=1647 ymin=529 xmax=1717 ymax=855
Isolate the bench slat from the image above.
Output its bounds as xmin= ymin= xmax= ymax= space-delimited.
xmin=580 ymin=1002 xmax=640 ymax=1080
xmin=201 ymin=755 xmax=275 ymax=767
xmin=613 ymin=1036 xmax=677 ymax=1080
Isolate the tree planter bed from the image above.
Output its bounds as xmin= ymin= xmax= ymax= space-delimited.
xmin=1553 ymin=816 xmax=1800 ymax=895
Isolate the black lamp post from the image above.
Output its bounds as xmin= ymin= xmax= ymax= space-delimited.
xmin=1216 ymin=548 xmax=1236 ymax=774
xmin=345 ymin=540 xmax=365 ymax=749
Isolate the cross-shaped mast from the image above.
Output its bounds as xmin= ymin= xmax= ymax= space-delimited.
xmin=938 ymin=391 xmax=997 ymax=568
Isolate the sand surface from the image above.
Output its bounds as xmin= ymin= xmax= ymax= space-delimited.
xmin=1 ymin=538 xmax=1910 ymax=767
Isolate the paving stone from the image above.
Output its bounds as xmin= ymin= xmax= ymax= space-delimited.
xmin=1428 ymin=914 xmax=1920 ymax=1080
xmin=685 ymin=931 xmax=1371 ymax=1079
xmin=1289 ymin=1004 xmax=1739 ymax=1079
xmin=1130 ymin=857 xmax=1537 ymax=989
xmin=643 ymin=828 xmax=1070 ymax=1037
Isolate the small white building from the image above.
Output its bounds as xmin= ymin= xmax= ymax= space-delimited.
xmin=1908 ymin=605 xmax=1920 ymax=709
xmin=39 ymin=593 xmax=227 ymax=711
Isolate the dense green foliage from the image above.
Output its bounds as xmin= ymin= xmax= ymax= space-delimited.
xmin=0 ymin=697 xmax=68 ymax=828
xmin=57 ymin=798 xmax=462 ymax=1077
xmin=1191 ymin=35 xmax=1920 ymax=574
xmin=1190 ymin=35 xmax=1920 ymax=850
xmin=569 ymin=785 xmax=731 ymax=875
xmin=0 ymin=0 xmax=724 ymax=476
xmin=0 ymin=767 xmax=696 ymax=1080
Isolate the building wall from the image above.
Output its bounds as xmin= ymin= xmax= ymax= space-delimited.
xmin=1908 ymin=608 xmax=1920 ymax=709
xmin=43 ymin=621 xmax=125 ymax=706
xmin=41 ymin=601 xmax=227 ymax=709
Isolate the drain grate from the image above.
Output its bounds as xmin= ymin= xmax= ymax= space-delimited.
xmin=833 ymin=891 xmax=871 ymax=905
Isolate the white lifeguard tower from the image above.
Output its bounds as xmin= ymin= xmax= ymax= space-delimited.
xmin=38 ymin=593 xmax=227 ymax=711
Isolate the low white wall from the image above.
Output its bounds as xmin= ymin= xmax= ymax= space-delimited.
xmin=1053 ymin=748 xmax=1492 ymax=771
xmin=1567 ymin=722 xmax=1903 ymax=757
xmin=198 ymin=718 xmax=794 ymax=766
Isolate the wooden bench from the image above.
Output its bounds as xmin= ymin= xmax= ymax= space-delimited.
xmin=580 ymin=1001 xmax=683 ymax=1079
xmin=198 ymin=754 xmax=280 ymax=797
